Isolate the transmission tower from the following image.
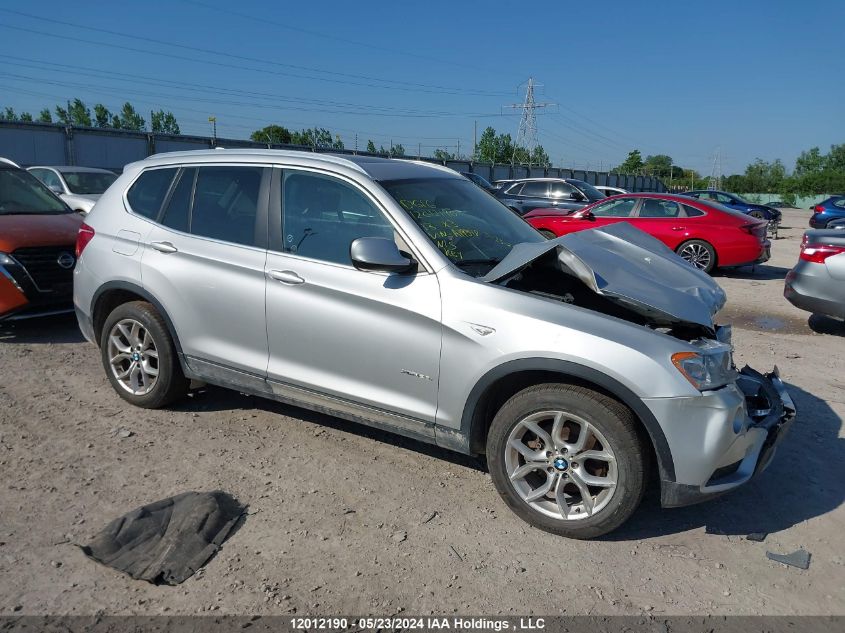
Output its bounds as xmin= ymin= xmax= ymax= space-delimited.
xmin=707 ymin=148 xmax=722 ymax=190
xmin=503 ymin=77 xmax=555 ymax=165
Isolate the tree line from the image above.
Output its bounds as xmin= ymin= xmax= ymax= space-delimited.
xmin=722 ymin=144 xmax=845 ymax=201
xmin=0 ymin=98 xmax=180 ymax=134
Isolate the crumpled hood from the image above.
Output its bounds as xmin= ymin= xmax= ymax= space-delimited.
xmin=482 ymin=222 xmax=726 ymax=331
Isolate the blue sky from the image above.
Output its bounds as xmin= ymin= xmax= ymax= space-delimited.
xmin=1 ymin=0 xmax=842 ymax=174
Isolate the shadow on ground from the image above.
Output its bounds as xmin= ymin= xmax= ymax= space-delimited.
xmin=605 ymin=381 xmax=843 ymax=540
xmin=176 ymin=385 xmax=487 ymax=473
xmin=808 ymin=314 xmax=845 ymax=337
xmin=0 ymin=314 xmax=85 ymax=344
xmin=717 ymin=264 xmax=792 ymax=281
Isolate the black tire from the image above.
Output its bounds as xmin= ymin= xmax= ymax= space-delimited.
xmin=99 ymin=300 xmax=188 ymax=408
xmin=675 ymin=239 xmax=717 ymax=274
xmin=538 ymin=229 xmax=557 ymax=240
xmin=487 ymin=383 xmax=647 ymax=539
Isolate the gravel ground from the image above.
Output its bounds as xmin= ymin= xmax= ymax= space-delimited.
xmin=1 ymin=208 xmax=843 ymax=616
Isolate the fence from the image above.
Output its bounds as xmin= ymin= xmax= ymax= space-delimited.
xmin=0 ymin=121 xmax=667 ymax=192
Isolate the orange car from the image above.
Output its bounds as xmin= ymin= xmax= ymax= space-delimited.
xmin=0 ymin=158 xmax=83 ymax=321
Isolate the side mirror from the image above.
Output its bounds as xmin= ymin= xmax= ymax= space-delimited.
xmin=350 ymin=237 xmax=415 ymax=273
xmin=581 ymin=210 xmax=595 ymax=220
xmin=570 ymin=190 xmax=586 ymax=201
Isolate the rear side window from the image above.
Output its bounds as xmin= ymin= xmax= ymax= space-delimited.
xmin=638 ymin=198 xmax=681 ymax=218
xmin=191 ymin=166 xmax=262 ymax=246
xmin=549 ymin=182 xmax=575 ymax=197
xmin=520 ymin=182 xmax=548 ymax=196
xmin=160 ymin=168 xmax=195 ymax=233
xmin=127 ymin=168 xmax=177 ymax=219
xmin=833 ymin=198 xmax=845 ymax=209
xmin=682 ymin=204 xmax=705 ymax=217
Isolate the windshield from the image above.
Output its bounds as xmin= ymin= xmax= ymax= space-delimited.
xmin=0 ymin=168 xmax=72 ymax=215
xmin=569 ymin=179 xmax=605 ymax=201
xmin=379 ymin=177 xmax=544 ymax=274
xmin=61 ymin=170 xmax=117 ymax=195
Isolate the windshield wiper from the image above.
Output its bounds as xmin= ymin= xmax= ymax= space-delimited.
xmin=453 ymin=258 xmax=501 ymax=268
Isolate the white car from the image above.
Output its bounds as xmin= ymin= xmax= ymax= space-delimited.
xmin=595 ymin=186 xmax=629 ymax=196
xmin=27 ymin=165 xmax=117 ymax=214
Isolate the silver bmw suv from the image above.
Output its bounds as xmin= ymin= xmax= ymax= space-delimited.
xmin=74 ymin=150 xmax=795 ymax=538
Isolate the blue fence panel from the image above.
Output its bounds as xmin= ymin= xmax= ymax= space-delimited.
xmin=73 ymin=133 xmax=147 ymax=171
xmin=0 ymin=124 xmax=67 ymax=166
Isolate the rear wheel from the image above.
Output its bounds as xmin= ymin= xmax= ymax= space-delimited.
xmin=676 ymin=239 xmax=716 ymax=274
xmin=100 ymin=301 xmax=188 ymax=408
xmin=487 ymin=384 xmax=647 ymax=539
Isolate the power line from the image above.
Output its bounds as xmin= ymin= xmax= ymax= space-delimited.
xmin=179 ymin=0 xmax=499 ymax=77
xmin=0 ymin=10 xmax=510 ymax=97
xmin=0 ymin=71 xmax=511 ymax=120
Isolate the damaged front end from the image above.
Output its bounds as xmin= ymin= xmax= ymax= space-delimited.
xmin=483 ymin=222 xmax=727 ymax=340
xmin=659 ymin=365 xmax=796 ymax=507
xmin=482 ymin=223 xmax=796 ymax=506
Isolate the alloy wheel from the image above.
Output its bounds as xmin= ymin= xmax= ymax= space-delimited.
xmin=107 ymin=318 xmax=159 ymax=395
xmin=504 ymin=410 xmax=617 ymax=520
xmin=679 ymin=243 xmax=712 ymax=270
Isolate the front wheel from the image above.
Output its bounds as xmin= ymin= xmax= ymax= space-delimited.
xmin=487 ymin=384 xmax=647 ymax=539
xmin=676 ymin=239 xmax=716 ymax=274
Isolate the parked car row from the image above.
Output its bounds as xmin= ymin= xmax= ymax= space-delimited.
xmin=0 ymin=151 xmax=801 ymax=540
xmin=524 ymin=193 xmax=770 ymax=274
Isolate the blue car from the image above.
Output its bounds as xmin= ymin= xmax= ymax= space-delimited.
xmin=682 ymin=190 xmax=782 ymax=224
xmin=809 ymin=195 xmax=845 ymax=229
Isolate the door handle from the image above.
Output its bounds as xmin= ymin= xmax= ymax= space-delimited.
xmin=671 ymin=226 xmax=686 ymax=231
xmin=267 ymin=269 xmax=304 ymax=285
xmin=150 ymin=241 xmax=178 ymax=253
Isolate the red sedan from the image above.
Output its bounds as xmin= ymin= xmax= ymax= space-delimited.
xmin=524 ymin=193 xmax=770 ymax=274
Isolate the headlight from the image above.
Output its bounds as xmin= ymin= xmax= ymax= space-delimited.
xmin=0 ymin=251 xmax=14 ymax=266
xmin=671 ymin=343 xmax=735 ymax=391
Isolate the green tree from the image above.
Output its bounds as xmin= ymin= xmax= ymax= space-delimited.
xmin=251 ymin=124 xmax=292 ymax=144
xmin=617 ymin=149 xmax=644 ymax=174
xmin=433 ymin=148 xmax=456 ymax=161
xmin=1 ymin=107 xmax=16 ymax=121
xmin=93 ymin=104 xmax=112 ymax=128
xmin=19 ymin=112 xmax=33 ymax=122
xmin=794 ymin=147 xmax=824 ymax=176
xmin=290 ymin=127 xmax=338 ymax=148
xmin=38 ymin=108 xmax=52 ymax=123
xmin=390 ymin=143 xmax=405 ymax=157
xmin=366 ymin=140 xmax=377 ymax=153
xmin=530 ymin=145 xmax=551 ymax=167
xmin=55 ymin=99 xmax=92 ymax=126
xmin=151 ymin=110 xmax=180 ymax=135
xmin=643 ymin=154 xmax=675 ymax=177
xmin=116 ymin=102 xmax=145 ymax=131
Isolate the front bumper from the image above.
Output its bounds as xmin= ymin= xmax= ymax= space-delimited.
xmin=649 ymin=366 xmax=796 ymax=508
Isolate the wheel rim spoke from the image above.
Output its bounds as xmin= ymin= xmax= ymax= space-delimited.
xmin=510 ymin=462 xmax=543 ymax=482
xmin=570 ymin=471 xmax=595 ymax=515
xmin=523 ymin=472 xmax=556 ymax=502
xmin=554 ymin=476 xmax=570 ymax=518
